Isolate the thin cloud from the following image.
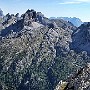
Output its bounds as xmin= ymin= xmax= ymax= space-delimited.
xmin=13 ymin=0 xmax=22 ymax=1
xmin=59 ymin=1 xmax=81 ymax=4
xmin=77 ymin=0 xmax=90 ymax=2
xmin=59 ymin=0 xmax=90 ymax=4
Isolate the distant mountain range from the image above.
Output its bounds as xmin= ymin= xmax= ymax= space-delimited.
xmin=0 ymin=8 xmax=3 ymax=17
xmin=50 ymin=17 xmax=83 ymax=27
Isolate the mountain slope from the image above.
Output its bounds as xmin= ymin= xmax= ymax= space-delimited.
xmin=70 ymin=22 xmax=90 ymax=55
xmin=55 ymin=63 xmax=90 ymax=90
xmin=0 ymin=9 xmax=89 ymax=90
xmin=0 ymin=9 xmax=77 ymax=90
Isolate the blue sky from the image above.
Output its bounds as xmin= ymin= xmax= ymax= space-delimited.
xmin=0 ymin=0 xmax=90 ymax=22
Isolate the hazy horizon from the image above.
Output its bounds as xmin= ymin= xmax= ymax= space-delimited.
xmin=0 ymin=0 xmax=90 ymax=22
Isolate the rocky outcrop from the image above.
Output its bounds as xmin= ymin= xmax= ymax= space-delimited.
xmin=70 ymin=22 xmax=90 ymax=55
xmin=55 ymin=63 xmax=90 ymax=90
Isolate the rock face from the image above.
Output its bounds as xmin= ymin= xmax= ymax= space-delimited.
xmin=50 ymin=19 xmax=76 ymax=31
xmin=0 ymin=9 xmax=4 ymax=30
xmin=67 ymin=63 xmax=90 ymax=90
xmin=55 ymin=63 xmax=90 ymax=90
xmin=70 ymin=22 xmax=90 ymax=55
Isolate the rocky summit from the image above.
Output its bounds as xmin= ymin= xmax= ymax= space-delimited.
xmin=0 ymin=9 xmax=90 ymax=90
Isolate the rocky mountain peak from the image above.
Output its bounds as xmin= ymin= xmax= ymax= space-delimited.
xmin=23 ymin=9 xmax=37 ymax=27
xmin=24 ymin=9 xmax=37 ymax=19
